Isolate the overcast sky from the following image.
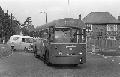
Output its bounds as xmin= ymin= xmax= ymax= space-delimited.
xmin=0 ymin=0 xmax=120 ymax=27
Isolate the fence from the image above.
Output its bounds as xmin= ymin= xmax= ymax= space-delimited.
xmin=87 ymin=38 xmax=120 ymax=52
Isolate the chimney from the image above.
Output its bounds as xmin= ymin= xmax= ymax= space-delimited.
xmin=118 ymin=16 xmax=120 ymax=21
xmin=79 ymin=14 xmax=81 ymax=20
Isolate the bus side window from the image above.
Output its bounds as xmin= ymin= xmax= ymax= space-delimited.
xmin=49 ymin=26 xmax=55 ymax=42
xmin=49 ymin=34 xmax=54 ymax=42
xmin=49 ymin=26 xmax=54 ymax=34
xmin=42 ymin=29 xmax=49 ymax=40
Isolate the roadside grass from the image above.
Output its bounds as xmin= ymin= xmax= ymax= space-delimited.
xmin=94 ymin=51 xmax=120 ymax=56
xmin=0 ymin=44 xmax=12 ymax=58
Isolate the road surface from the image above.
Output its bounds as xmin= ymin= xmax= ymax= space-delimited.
xmin=0 ymin=51 xmax=120 ymax=77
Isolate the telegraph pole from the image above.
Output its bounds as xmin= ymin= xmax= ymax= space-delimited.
xmin=68 ymin=0 xmax=70 ymax=5
xmin=45 ymin=13 xmax=47 ymax=24
xmin=10 ymin=13 xmax=13 ymax=27
xmin=67 ymin=0 xmax=70 ymax=18
xmin=40 ymin=11 xmax=48 ymax=24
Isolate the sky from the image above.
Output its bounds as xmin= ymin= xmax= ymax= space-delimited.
xmin=0 ymin=0 xmax=120 ymax=27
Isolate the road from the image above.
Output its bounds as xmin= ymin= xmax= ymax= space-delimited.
xmin=0 ymin=51 xmax=120 ymax=77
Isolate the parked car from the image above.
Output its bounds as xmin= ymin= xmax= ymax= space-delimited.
xmin=7 ymin=35 xmax=34 ymax=52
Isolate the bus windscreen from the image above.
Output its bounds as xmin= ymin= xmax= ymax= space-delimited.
xmin=54 ymin=27 xmax=79 ymax=43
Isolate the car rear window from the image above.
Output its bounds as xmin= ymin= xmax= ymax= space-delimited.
xmin=22 ymin=38 xmax=33 ymax=43
xmin=13 ymin=37 xmax=20 ymax=41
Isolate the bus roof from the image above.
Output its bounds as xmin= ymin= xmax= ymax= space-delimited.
xmin=22 ymin=36 xmax=33 ymax=38
xmin=11 ymin=35 xmax=33 ymax=38
xmin=36 ymin=18 xmax=85 ymax=31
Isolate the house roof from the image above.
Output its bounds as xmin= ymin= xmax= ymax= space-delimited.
xmin=36 ymin=18 xmax=85 ymax=31
xmin=82 ymin=12 xmax=119 ymax=24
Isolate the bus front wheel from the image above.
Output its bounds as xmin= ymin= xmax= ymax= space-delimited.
xmin=73 ymin=64 xmax=78 ymax=67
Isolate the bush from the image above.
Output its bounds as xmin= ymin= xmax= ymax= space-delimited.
xmin=0 ymin=44 xmax=12 ymax=58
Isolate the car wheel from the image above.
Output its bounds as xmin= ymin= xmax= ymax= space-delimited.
xmin=24 ymin=47 xmax=28 ymax=52
xmin=11 ymin=46 xmax=16 ymax=52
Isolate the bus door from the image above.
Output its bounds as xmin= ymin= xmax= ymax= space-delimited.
xmin=78 ymin=28 xmax=86 ymax=43
xmin=71 ymin=28 xmax=86 ymax=55
xmin=80 ymin=28 xmax=86 ymax=59
xmin=82 ymin=29 xmax=86 ymax=43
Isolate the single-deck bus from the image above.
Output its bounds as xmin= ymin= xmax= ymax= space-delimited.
xmin=33 ymin=18 xmax=86 ymax=66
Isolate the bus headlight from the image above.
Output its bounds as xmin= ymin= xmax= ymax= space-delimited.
xmin=66 ymin=54 xmax=69 ymax=55
xmin=79 ymin=52 xmax=82 ymax=55
xmin=80 ymin=59 xmax=82 ymax=62
xmin=58 ymin=51 xmax=62 ymax=55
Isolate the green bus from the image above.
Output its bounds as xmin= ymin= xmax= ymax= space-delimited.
xmin=33 ymin=18 xmax=86 ymax=66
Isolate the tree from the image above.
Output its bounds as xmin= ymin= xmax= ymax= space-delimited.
xmin=2 ymin=13 xmax=15 ymax=42
xmin=21 ymin=17 xmax=35 ymax=36
xmin=0 ymin=9 xmax=21 ymax=42
xmin=0 ymin=6 xmax=4 ymax=39
xmin=12 ymin=20 xmax=21 ymax=35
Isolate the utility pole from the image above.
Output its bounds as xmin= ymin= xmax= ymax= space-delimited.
xmin=40 ymin=11 xmax=48 ymax=24
xmin=10 ymin=13 xmax=13 ymax=27
xmin=45 ymin=13 xmax=47 ymax=24
xmin=68 ymin=0 xmax=70 ymax=5
xmin=67 ymin=0 xmax=70 ymax=18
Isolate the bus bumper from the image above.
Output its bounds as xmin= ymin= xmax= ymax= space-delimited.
xmin=50 ymin=55 xmax=85 ymax=64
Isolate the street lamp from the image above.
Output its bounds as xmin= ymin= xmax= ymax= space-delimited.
xmin=40 ymin=11 xmax=47 ymax=24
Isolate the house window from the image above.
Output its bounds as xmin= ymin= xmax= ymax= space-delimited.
xmin=86 ymin=24 xmax=92 ymax=32
xmin=107 ymin=36 xmax=116 ymax=40
xmin=107 ymin=25 xmax=117 ymax=31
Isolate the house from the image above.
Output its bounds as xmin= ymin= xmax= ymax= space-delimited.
xmin=82 ymin=12 xmax=120 ymax=51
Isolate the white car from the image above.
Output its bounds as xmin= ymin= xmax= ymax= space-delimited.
xmin=7 ymin=35 xmax=34 ymax=52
